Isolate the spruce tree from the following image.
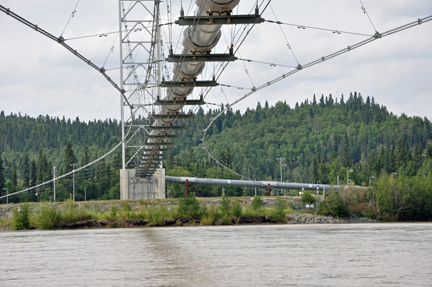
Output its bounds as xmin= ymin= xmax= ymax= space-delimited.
xmin=330 ymin=151 xmax=337 ymax=161
xmin=341 ymin=145 xmax=351 ymax=167
xmin=367 ymin=151 xmax=376 ymax=176
xmin=413 ymin=144 xmax=423 ymax=170
xmin=319 ymin=162 xmax=329 ymax=184
xmin=404 ymin=141 xmax=412 ymax=164
xmin=22 ymin=153 xmax=30 ymax=188
xmin=37 ymin=148 xmax=44 ymax=184
xmin=187 ymin=148 xmax=195 ymax=171
xmin=426 ymin=143 xmax=432 ymax=159
xmin=30 ymin=159 xmax=37 ymax=187
xmin=0 ymin=155 xmax=5 ymax=197
xmin=11 ymin=169 xmax=17 ymax=187
xmin=64 ymin=141 xmax=77 ymax=173
xmin=389 ymin=142 xmax=396 ymax=172
xmin=312 ymin=157 xmax=319 ymax=183
xmin=395 ymin=138 xmax=405 ymax=169
xmin=167 ymin=152 xmax=175 ymax=170
xmin=377 ymin=146 xmax=385 ymax=174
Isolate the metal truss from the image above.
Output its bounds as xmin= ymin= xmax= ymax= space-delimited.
xmin=119 ymin=0 xmax=162 ymax=174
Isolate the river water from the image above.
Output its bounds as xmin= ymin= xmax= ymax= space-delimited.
xmin=1 ymin=223 xmax=431 ymax=286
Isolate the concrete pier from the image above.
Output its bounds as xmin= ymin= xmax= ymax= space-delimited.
xmin=120 ymin=169 xmax=165 ymax=199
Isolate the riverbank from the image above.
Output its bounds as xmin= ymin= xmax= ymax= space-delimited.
xmin=0 ymin=197 xmax=378 ymax=231
xmin=57 ymin=214 xmax=377 ymax=229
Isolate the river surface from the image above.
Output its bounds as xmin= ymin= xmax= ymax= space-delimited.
xmin=1 ymin=223 xmax=431 ymax=286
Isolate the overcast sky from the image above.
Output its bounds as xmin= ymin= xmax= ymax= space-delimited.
xmin=0 ymin=0 xmax=431 ymax=122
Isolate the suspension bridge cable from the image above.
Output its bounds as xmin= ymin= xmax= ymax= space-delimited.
xmin=238 ymin=57 xmax=296 ymax=68
xmin=191 ymin=0 xmax=272 ymax=115
xmin=0 ymin=6 xmax=130 ymax=102
xmin=200 ymin=13 xmax=432 ymax=186
xmin=269 ymin=3 xmax=299 ymax=65
xmin=61 ymin=0 xmax=80 ymax=36
xmin=219 ymin=84 xmax=253 ymax=91
xmin=198 ymin=0 xmax=272 ymax=104
xmin=0 ymin=5 xmax=138 ymax=199
xmin=103 ymin=33 xmax=119 ymax=68
xmin=359 ymin=0 xmax=378 ymax=32
xmin=264 ymin=19 xmax=373 ymax=37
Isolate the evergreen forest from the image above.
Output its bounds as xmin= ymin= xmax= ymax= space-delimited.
xmin=1 ymin=92 xmax=432 ymax=220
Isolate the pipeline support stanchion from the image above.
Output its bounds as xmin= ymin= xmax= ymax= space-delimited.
xmin=185 ymin=179 xmax=189 ymax=197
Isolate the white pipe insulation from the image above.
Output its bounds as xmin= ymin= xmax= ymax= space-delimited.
xmin=141 ymin=0 xmax=241 ymax=176
xmin=158 ymin=0 xmax=240 ymax=124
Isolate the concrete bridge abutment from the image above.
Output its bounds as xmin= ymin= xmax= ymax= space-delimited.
xmin=120 ymin=169 xmax=165 ymax=199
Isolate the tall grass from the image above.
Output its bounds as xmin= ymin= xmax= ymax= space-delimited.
xmin=0 ymin=217 xmax=11 ymax=229
xmin=36 ymin=203 xmax=60 ymax=229
xmin=148 ymin=205 xmax=170 ymax=225
xmin=59 ymin=200 xmax=96 ymax=224
xmin=231 ymin=200 xmax=242 ymax=217
xmin=11 ymin=203 xmax=31 ymax=230
xmin=252 ymin=196 xmax=263 ymax=210
xmin=6 ymin=197 xmax=300 ymax=230
xmin=201 ymin=204 xmax=218 ymax=225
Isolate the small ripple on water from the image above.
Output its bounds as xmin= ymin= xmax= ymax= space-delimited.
xmin=0 ymin=223 xmax=432 ymax=286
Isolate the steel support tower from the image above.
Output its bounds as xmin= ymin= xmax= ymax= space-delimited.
xmin=118 ymin=0 xmax=162 ymax=172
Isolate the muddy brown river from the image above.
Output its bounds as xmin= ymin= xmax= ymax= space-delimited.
xmin=1 ymin=223 xmax=431 ymax=286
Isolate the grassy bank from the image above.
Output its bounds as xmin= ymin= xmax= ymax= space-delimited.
xmin=2 ymin=196 xmax=302 ymax=230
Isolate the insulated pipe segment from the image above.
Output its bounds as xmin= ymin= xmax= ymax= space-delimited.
xmin=158 ymin=0 xmax=240 ymax=125
xmin=144 ymin=0 xmax=241 ymax=176
xmin=195 ymin=0 xmax=240 ymax=13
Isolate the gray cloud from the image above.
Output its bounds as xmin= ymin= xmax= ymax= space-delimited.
xmin=0 ymin=0 xmax=431 ymax=122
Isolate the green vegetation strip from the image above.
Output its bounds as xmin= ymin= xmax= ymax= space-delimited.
xmin=2 ymin=189 xmax=394 ymax=230
xmin=2 ymin=195 xmax=299 ymax=230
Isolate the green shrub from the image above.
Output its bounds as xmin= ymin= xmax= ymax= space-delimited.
xmin=37 ymin=203 xmax=60 ymax=229
xmin=167 ymin=205 xmax=178 ymax=219
xmin=0 ymin=218 xmax=10 ymax=229
xmin=271 ymin=198 xmax=287 ymax=223
xmin=11 ymin=203 xmax=31 ymax=230
xmin=220 ymin=196 xmax=231 ymax=216
xmin=232 ymin=200 xmax=242 ymax=217
xmin=110 ymin=206 xmax=119 ymax=219
xmin=149 ymin=205 xmax=169 ymax=225
xmin=60 ymin=201 xmax=95 ymax=224
xmin=252 ymin=196 xmax=263 ymax=210
xmin=320 ymin=191 xmax=350 ymax=218
xmin=201 ymin=216 xmax=215 ymax=225
xmin=178 ymin=193 xmax=201 ymax=217
xmin=199 ymin=203 xmax=208 ymax=217
xmin=301 ymin=191 xmax=315 ymax=204
xmin=120 ymin=202 xmax=133 ymax=219
xmin=201 ymin=204 xmax=217 ymax=225
xmin=121 ymin=202 xmax=132 ymax=212
xmin=215 ymin=214 xmax=232 ymax=225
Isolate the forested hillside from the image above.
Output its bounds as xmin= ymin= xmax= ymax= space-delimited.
xmin=1 ymin=91 xmax=432 ymax=202
xmin=171 ymin=92 xmax=432 ymax=186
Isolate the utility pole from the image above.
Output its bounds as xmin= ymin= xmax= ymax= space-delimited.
xmin=276 ymin=157 xmax=285 ymax=195
xmin=276 ymin=157 xmax=285 ymax=182
xmin=53 ymin=166 xmax=56 ymax=203
xmin=347 ymin=170 xmax=353 ymax=185
xmin=70 ymin=163 xmax=79 ymax=201
xmin=369 ymin=176 xmax=374 ymax=186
